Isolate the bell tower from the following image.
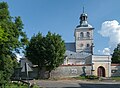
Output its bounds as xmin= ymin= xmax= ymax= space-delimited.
xmin=74 ymin=8 xmax=94 ymax=54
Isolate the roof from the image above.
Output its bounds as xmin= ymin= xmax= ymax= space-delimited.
xmin=76 ymin=24 xmax=93 ymax=29
xmin=65 ymin=42 xmax=91 ymax=59
xmin=65 ymin=50 xmax=91 ymax=59
xmin=65 ymin=42 xmax=76 ymax=52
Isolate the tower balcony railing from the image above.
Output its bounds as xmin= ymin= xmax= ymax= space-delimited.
xmin=77 ymin=37 xmax=91 ymax=40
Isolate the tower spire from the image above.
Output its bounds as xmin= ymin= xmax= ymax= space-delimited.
xmin=79 ymin=6 xmax=88 ymax=27
xmin=83 ymin=6 xmax=84 ymax=13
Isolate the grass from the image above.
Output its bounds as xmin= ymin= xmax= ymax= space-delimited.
xmin=1 ymin=82 xmax=40 ymax=88
xmin=111 ymin=76 xmax=120 ymax=81
xmin=4 ymin=83 xmax=28 ymax=88
xmin=73 ymin=75 xmax=99 ymax=80
xmin=73 ymin=76 xmax=120 ymax=81
xmin=73 ymin=76 xmax=86 ymax=80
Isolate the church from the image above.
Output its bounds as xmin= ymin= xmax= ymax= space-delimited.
xmin=62 ymin=10 xmax=112 ymax=77
xmin=19 ymin=9 xmax=120 ymax=79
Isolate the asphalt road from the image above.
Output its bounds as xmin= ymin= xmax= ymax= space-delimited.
xmin=31 ymin=80 xmax=120 ymax=88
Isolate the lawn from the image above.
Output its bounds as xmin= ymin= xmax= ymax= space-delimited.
xmin=111 ymin=76 xmax=120 ymax=81
xmin=73 ymin=76 xmax=120 ymax=81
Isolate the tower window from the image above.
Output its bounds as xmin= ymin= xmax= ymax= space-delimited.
xmin=80 ymin=32 xmax=84 ymax=38
xmin=80 ymin=44 xmax=83 ymax=47
xmin=86 ymin=32 xmax=90 ymax=38
xmin=87 ymin=44 xmax=90 ymax=47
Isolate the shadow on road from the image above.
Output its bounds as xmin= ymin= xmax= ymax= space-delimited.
xmin=46 ymin=84 xmax=120 ymax=88
xmin=62 ymin=83 xmax=120 ymax=88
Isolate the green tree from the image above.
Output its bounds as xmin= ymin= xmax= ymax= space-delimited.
xmin=26 ymin=32 xmax=65 ymax=78
xmin=26 ymin=33 xmax=45 ymax=75
xmin=0 ymin=2 xmax=28 ymax=86
xmin=45 ymin=32 xmax=65 ymax=72
xmin=0 ymin=26 xmax=8 ymax=43
xmin=112 ymin=43 xmax=120 ymax=63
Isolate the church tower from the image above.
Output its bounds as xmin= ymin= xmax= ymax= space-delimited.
xmin=74 ymin=9 xmax=94 ymax=54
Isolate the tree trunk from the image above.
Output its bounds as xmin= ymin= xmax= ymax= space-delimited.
xmin=38 ymin=61 xmax=42 ymax=79
xmin=48 ymin=70 xmax=51 ymax=79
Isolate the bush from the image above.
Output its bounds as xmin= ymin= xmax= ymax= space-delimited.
xmin=73 ymin=76 xmax=86 ymax=80
xmin=30 ymin=84 xmax=39 ymax=88
xmin=85 ymin=75 xmax=99 ymax=80
xmin=4 ymin=82 xmax=28 ymax=88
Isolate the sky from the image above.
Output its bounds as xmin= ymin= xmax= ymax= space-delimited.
xmin=1 ymin=0 xmax=120 ymax=56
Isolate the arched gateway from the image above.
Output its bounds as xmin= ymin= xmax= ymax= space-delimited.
xmin=97 ymin=66 xmax=105 ymax=77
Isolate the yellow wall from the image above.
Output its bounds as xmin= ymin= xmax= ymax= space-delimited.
xmin=92 ymin=55 xmax=111 ymax=77
xmin=93 ymin=62 xmax=110 ymax=77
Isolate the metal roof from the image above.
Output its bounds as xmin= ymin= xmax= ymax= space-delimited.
xmin=65 ymin=50 xmax=91 ymax=59
xmin=65 ymin=42 xmax=76 ymax=52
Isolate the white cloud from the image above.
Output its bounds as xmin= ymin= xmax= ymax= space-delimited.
xmin=97 ymin=48 xmax=111 ymax=55
xmin=99 ymin=20 xmax=120 ymax=53
xmin=98 ymin=50 xmax=101 ymax=53
xmin=16 ymin=53 xmax=23 ymax=62
xmin=103 ymin=48 xmax=111 ymax=55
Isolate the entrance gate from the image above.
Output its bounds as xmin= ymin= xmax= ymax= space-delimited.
xmin=97 ymin=66 xmax=105 ymax=77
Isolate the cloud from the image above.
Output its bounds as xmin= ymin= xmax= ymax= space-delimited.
xmin=16 ymin=53 xmax=23 ymax=62
xmin=102 ymin=48 xmax=111 ymax=55
xmin=99 ymin=20 xmax=120 ymax=53
xmin=97 ymin=48 xmax=111 ymax=55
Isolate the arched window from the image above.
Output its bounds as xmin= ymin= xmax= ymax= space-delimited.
xmin=80 ymin=32 xmax=84 ymax=38
xmin=87 ymin=44 xmax=90 ymax=47
xmin=86 ymin=32 xmax=90 ymax=38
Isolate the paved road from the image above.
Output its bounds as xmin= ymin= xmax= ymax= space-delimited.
xmin=31 ymin=80 xmax=120 ymax=88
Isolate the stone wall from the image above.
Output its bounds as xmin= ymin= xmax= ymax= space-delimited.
xmin=111 ymin=64 xmax=120 ymax=77
xmin=14 ymin=64 xmax=120 ymax=79
xmin=50 ymin=64 xmax=92 ymax=78
xmin=13 ymin=65 xmax=92 ymax=79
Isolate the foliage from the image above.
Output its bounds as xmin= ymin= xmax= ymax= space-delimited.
xmin=0 ymin=26 xmax=8 ymax=43
xmin=112 ymin=43 xmax=120 ymax=63
xmin=85 ymin=75 xmax=99 ymax=80
xmin=0 ymin=2 xmax=28 ymax=86
xmin=4 ymin=81 xmax=40 ymax=88
xmin=73 ymin=76 xmax=86 ymax=80
xmin=73 ymin=75 xmax=99 ymax=80
xmin=26 ymin=31 xmax=65 ymax=77
xmin=26 ymin=33 xmax=44 ymax=68
xmin=111 ymin=76 xmax=120 ymax=81
xmin=44 ymin=32 xmax=66 ymax=71
xmin=5 ymin=82 xmax=28 ymax=88
xmin=31 ymin=84 xmax=40 ymax=88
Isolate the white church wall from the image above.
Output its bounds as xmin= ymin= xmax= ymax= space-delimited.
xmin=63 ymin=57 xmax=85 ymax=65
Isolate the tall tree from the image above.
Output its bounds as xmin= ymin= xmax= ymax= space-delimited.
xmin=26 ymin=32 xmax=65 ymax=78
xmin=26 ymin=33 xmax=45 ymax=69
xmin=112 ymin=43 xmax=120 ymax=63
xmin=0 ymin=2 xmax=28 ymax=85
xmin=45 ymin=32 xmax=65 ymax=72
